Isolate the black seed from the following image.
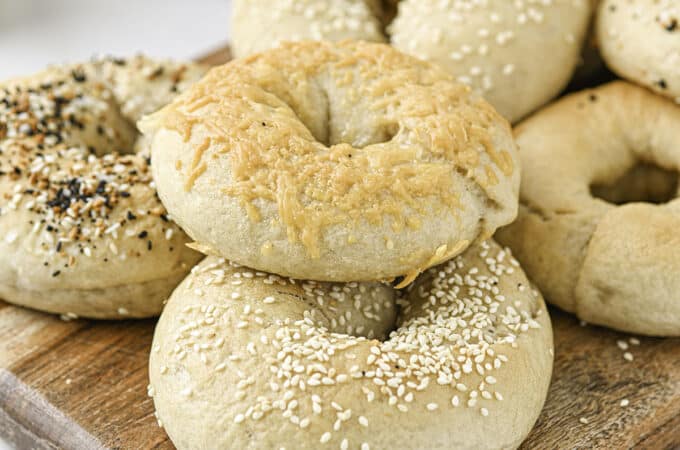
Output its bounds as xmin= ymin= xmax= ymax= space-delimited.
xmin=150 ymin=67 xmax=164 ymax=78
xmin=71 ymin=70 xmax=87 ymax=83
xmin=96 ymin=180 xmax=107 ymax=194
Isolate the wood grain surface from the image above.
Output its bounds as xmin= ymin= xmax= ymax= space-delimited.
xmin=2 ymin=300 xmax=678 ymax=450
xmin=0 ymin=46 xmax=679 ymax=450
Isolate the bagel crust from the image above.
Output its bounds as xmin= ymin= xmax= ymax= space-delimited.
xmin=597 ymin=0 xmax=680 ymax=103
xmin=141 ymin=40 xmax=520 ymax=283
xmin=231 ymin=0 xmax=591 ymax=123
xmin=0 ymin=57 xmax=205 ymax=318
xmin=497 ymin=81 xmax=680 ymax=336
xmin=149 ymin=240 xmax=553 ymax=450
xmin=231 ymin=0 xmax=386 ymax=57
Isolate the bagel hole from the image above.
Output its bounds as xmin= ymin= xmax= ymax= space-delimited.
xmin=323 ymin=121 xmax=398 ymax=149
xmin=590 ymin=162 xmax=678 ymax=205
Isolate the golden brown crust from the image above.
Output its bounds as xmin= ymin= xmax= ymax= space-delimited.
xmin=497 ymin=81 xmax=680 ymax=336
xmin=142 ymin=40 xmax=519 ymax=282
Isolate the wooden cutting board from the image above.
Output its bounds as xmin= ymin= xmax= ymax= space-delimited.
xmin=1 ymin=46 xmax=679 ymax=450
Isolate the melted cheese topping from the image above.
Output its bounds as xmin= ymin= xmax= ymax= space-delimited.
xmin=146 ymin=41 xmax=515 ymax=257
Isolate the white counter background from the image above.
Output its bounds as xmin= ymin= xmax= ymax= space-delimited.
xmin=0 ymin=0 xmax=232 ymax=80
xmin=0 ymin=1 xmax=232 ymax=448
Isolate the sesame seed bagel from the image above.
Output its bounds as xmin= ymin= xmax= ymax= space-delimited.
xmin=597 ymin=0 xmax=680 ymax=103
xmin=496 ymin=81 xmax=680 ymax=336
xmin=231 ymin=0 xmax=592 ymax=123
xmin=148 ymin=240 xmax=553 ymax=450
xmin=231 ymin=0 xmax=386 ymax=56
xmin=0 ymin=56 xmax=206 ymax=319
xmin=140 ymin=40 xmax=520 ymax=284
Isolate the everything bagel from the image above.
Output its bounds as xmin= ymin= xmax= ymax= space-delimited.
xmin=0 ymin=57 xmax=205 ymax=319
xmin=597 ymin=0 xmax=680 ymax=103
xmin=140 ymin=40 xmax=520 ymax=284
xmin=497 ymin=81 xmax=680 ymax=336
xmin=231 ymin=0 xmax=592 ymax=122
xmin=149 ymin=240 xmax=553 ymax=449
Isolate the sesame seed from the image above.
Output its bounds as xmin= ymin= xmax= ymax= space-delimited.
xmin=166 ymin=240 xmax=543 ymax=446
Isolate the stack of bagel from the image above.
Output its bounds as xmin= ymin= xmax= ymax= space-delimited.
xmin=146 ymin=1 xmax=680 ymax=447
xmin=142 ymin=40 xmax=554 ymax=449
xmin=229 ymin=0 xmax=680 ymax=338
xmin=1 ymin=0 xmax=679 ymax=448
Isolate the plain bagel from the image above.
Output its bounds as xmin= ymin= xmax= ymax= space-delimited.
xmin=140 ymin=40 xmax=520 ymax=284
xmin=597 ymin=0 xmax=680 ymax=103
xmin=148 ymin=240 xmax=553 ymax=449
xmin=0 ymin=57 xmax=205 ymax=319
xmin=231 ymin=0 xmax=592 ymax=123
xmin=496 ymin=81 xmax=680 ymax=336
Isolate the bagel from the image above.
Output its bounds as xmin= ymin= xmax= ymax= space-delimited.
xmin=140 ymin=40 xmax=520 ymax=284
xmin=597 ymin=0 xmax=680 ymax=103
xmin=0 ymin=56 xmax=205 ymax=319
xmin=148 ymin=240 xmax=553 ymax=449
xmin=231 ymin=0 xmax=592 ymax=123
xmin=496 ymin=81 xmax=680 ymax=336
xmin=231 ymin=0 xmax=386 ymax=57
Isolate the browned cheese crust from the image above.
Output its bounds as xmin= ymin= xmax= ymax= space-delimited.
xmin=141 ymin=40 xmax=520 ymax=283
